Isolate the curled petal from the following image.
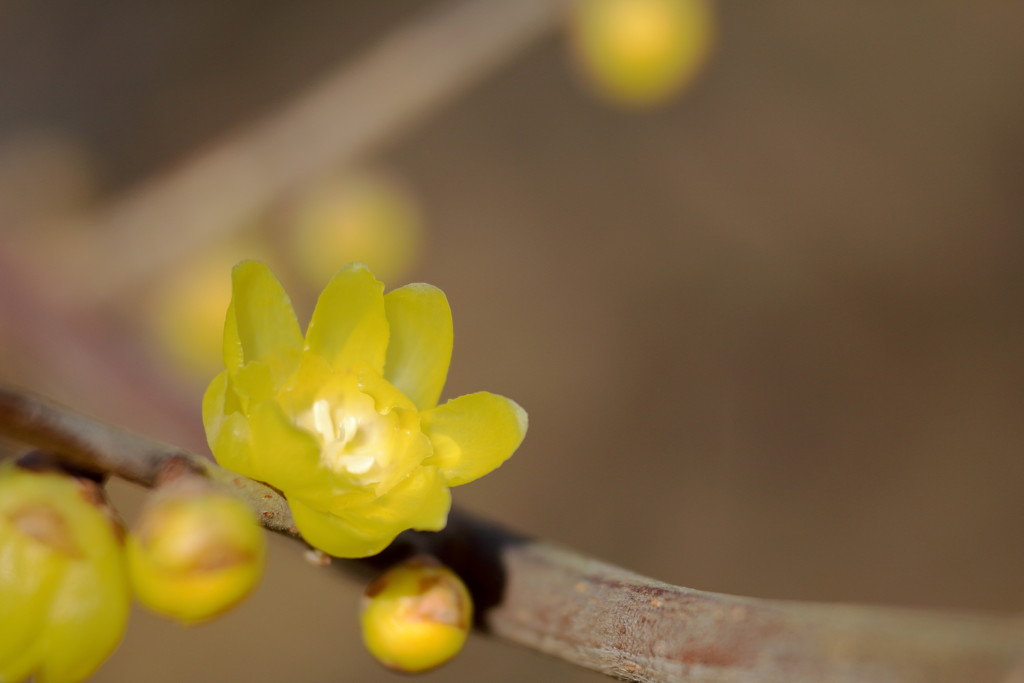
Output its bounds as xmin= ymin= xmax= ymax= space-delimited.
xmin=421 ymin=393 xmax=527 ymax=486
xmin=383 ymin=283 xmax=453 ymax=411
xmin=290 ymin=467 xmax=450 ymax=558
xmin=356 ymin=465 xmax=451 ymax=532
xmin=305 ymin=263 xmax=388 ymax=373
xmin=224 ymin=261 xmax=303 ymax=379
xmin=202 ymin=372 xmax=252 ymax=476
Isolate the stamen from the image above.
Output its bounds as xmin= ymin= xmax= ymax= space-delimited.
xmin=312 ymin=399 xmax=335 ymax=440
xmin=303 ymin=390 xmax=389 ymax=482
xmin=338 ymin=454 xmax=375 ymax=475
xmin=339 ymin=414 xmax=359 ymax=446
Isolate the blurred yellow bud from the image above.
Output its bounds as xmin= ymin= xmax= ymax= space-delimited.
xmin=569 ymin=0 xmax=715 ymax=106
xmin=289 ymin=172 xmax=421 ymax=288
xmin=148 ymin=242 xmax=269 ymax=380
xmin=0 ymin=464 xmax=129 ymax=683
xmin=361 ymin=558 xmax=473 ymax=673
xmin=126 ymin=476 xmax=266 ymax=625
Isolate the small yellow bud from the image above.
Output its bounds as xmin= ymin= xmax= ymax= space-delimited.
xmin=288 ymin=172 xmax=422 ymax=288
xmin=361 ymin=558 xmax=473 ymax=673
xmin=0 ymin=464 xmax=129 ymax=683
xmin=569 ymin=0 xmax=715 ymax=107
xmin=126 ymin=476 xmax=266 ymax=624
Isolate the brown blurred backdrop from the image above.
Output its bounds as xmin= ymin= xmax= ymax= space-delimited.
xmin=2 ymin=1 xmax=1024 ymax=681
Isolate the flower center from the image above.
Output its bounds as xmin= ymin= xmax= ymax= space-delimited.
xmin=300 ymin=382 xmax=398 ymax=486
xmin=292 ymin=368 xmax=430 ymax=495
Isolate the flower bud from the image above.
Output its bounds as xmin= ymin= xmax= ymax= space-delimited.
xmin=288 ymin=171 xmax=422 ymax=288
xmin=361 ymin=558 xmax=473 ymax=673
xmin=0 ymin=464 xmax=129 ymax=683
xmin=126 ymin=476 xmax=265 ymax=624
xmin=569 ymin=0 xmax=715 ymax=106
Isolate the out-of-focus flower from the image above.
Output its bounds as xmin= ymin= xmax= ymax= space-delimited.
xmin=147 ymin=242 xmax=270 ymax=380
xmin=126 ymin=475 xmax=266 ymax=624
xmin=289 ymin=172 xmax=422 ymax=289
xmin=0 ymin=465 xmax=129 ymax=683
xmin=361 ymin=558 xmax=472 ymax=673
xmin=203 ymin=261 xmax=527 ymax=557
xmin=568 ymin=0 xmax=715 ymax=107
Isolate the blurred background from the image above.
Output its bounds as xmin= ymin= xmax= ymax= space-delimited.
xmin=2 ymin=1 xmax=1023 ymax=681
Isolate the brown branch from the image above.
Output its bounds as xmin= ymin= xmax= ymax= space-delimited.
xmin=2 ymin=383 xmax=1023 ymax=682
xmin=49 ymin=0 xmax=571 ymax=304
xmin=0 ymin=383 xmax=296 ymax=537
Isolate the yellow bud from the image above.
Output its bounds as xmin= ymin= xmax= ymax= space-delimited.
xmin=569 ymin=0 xmax=715 ymax=107
xmin=126 ymin=477 xmax=265 ymax=624
xmin=288 ymin=172 xmax=422 ymax=288
xmin=361 ymin=558 xmax=473 ymax=673
xmin=0 ymin=464 xmax=129 ymax=683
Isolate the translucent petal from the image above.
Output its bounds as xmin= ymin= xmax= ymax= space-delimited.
xmin=243 ymin=401 xmax=324 ymax=496
xmin=206 ymin=408 xmax=260 ymax=482
xmin=421 ymin=392 xmax=528 ymax=486
xmin=229 ymin=361 xmax=276 ymax=407
xmin=202 ymin=370 xmax=229 ymax=429
xmin=223 ymin=261 xmax=303 ymax=378
xmin=383 ymin=283 xmax=453 ymax=411
xmin=355 ymin=465 xmax=450 ymax=533
xmin=290 ymin=498 xmax=391 ymax=559
xmin=290 ymin=467 xmax=450 ymax=558
xmin=305 ymin=263 xmax=388 ymax=373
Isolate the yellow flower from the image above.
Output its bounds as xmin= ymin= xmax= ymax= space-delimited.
xmin=0 ymin=465 xmax=130 ymax=683
xmin=203 ymin=261 xmax=527 ymax=557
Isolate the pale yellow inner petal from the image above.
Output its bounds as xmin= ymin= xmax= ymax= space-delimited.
xmin=295 ymin=371 xmax=429 ymax=495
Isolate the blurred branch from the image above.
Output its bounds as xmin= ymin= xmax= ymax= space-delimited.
xmin=3 ymin=383 xmax=1022 ymax=683
xmin=54 ymin=0 xmax=570 ymax=304
xmin=2 ymin=0 xmax=571 ymax=450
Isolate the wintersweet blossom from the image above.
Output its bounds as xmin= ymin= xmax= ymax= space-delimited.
xmin=202 ymin=261 xmax=527 ymax=557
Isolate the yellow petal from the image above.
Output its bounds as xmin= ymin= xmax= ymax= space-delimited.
xmin=205 ymin=412 xmax=258 ymax=481
xmin=305 ymin=263 xmax=388 ymax=373
xmin=202 ymin=370 xmax=230 ymax=420
xmin=290 ymin=498 xmax=390 ymax=559
xmin=290 ymin=467 xmax=450 ymax=558
xmin=421 ymin=393 xmax=527 ymax=486
xmin=203 ymin=373 xmax=257 ymax=480
xmin=383 ymin=284 xmax=453 ymax=411
xmin=223 ymin=261 xmax=303 ymax=379
xmin=357 ymin=466 xmax=451 ymax=533
xmin=227 ymin=361 xmax=276 ymax=410
xmin=243 ymin=401 xmax=324 ymax=496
